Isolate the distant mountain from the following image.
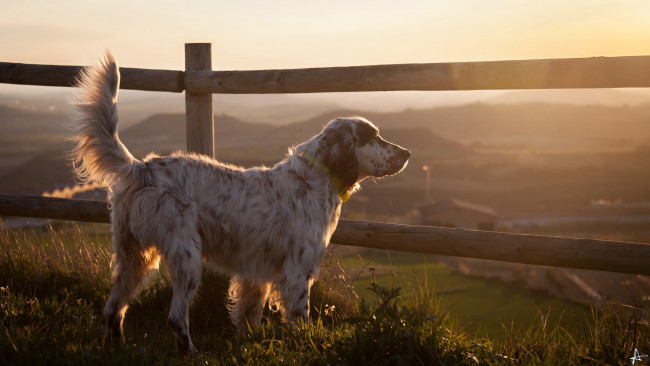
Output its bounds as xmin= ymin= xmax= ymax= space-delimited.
xmin=359 ymin=104 xmax=650 ymax=148
xmin=5 ymin=100 xmax=650 ymax=158
xmin=121 ymin=111 xmax=468 ymax=160
xmin=0 ymin=90 xmax=339 ymax=128
xmin=485 ymin=89 xmax=650 ymax=107
xmin=0 ymin=150 xmax=73 ymax=195
xmin=380 ymin=127 xmax=468 ymax=157
xmin=0 ymin=92 xmax=75 ymax=115
xmin=269 ymin=111 xmax=468 ymax=157
xmin=5 ymin=100 xmax=650 ymax=196
xmin=272 ymin=104 xmax=650 ymax=149
xmin=0 ymin=103 xmax=68 ymax=137
xmin=122 ymin=113 xmax=184 ymax=141
xmin=0 ymin=109 xmax=469 ymax=194
xmin=0 ymin=104 xmax=70 ymax=168
xmin=121 ymin=113 xmax=278 ymax=156
xmin=3 ymin=103 xmax=650 ymax=216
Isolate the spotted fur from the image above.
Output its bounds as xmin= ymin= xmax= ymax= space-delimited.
xmin=70 ymin=52 xmax=410 ymax=354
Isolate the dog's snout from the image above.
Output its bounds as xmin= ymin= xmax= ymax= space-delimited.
xmin=394 ymin=147 xmax=410 ymax=160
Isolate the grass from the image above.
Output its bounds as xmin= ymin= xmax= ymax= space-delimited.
xmin=1 ymin=222 xmax=649 ymax=365
xmin=336 ymin=250 xmax=593 ymax=339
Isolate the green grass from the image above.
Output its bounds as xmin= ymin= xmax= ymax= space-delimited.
xmin=1 ymin=222 xmax=649 ymax=365
xmin=336 ymin=250 xmax=592 ymax=339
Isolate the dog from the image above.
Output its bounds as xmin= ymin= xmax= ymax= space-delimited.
xmin=70 ymin=52 xmax=410 ymax=354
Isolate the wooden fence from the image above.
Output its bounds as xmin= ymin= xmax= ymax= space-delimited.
xmin=1 ymin=43 xmax=650 ymax=276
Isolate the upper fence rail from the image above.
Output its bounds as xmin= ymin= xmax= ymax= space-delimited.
xmin=2 ymin=55 xmax=650 ymax=94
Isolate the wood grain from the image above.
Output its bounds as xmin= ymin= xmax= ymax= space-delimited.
xmin=0 ymin=62 xmax=183 ymax=92
xmin=3 ymin=55 xmax=649 ymax=94
xmin=184 ymin=43 xmax=214 ymax=156
xmin=0 ymin=194 xmax=110 ymax=223
xmin=184 ymin=56 xmax=650 ymax=94
xmin=332 ymin=220 xmax=650 ymax=276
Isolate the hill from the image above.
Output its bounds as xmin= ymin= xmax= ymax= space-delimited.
xmin=0 ymin=104 xmax=69 ymax=155
xmin=121 ymin=113 xmax=276 ymax=157
xmin=0 ymin=151 xmax=73 ymax=194
xmin=271 ymin=104 xmax=650 ymax=149
xmin=0 ymin=111 xmax=467 ymax=195
xmin=2 ymin=103 xmax=650 ymax=214
xmin=121 ymin=111 xmax=468 ymax=162
xmin=486 ymin=88 xmax=650 ymax=106
xmin=368 ymin=103 xmax=650 ymax=149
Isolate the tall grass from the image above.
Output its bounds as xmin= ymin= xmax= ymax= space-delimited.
xmin=1 ymin=222 xmax=649 ymax=365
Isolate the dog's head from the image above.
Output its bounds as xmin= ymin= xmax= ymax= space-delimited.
xmin=298 ymin=117 xmax=410 ymax=193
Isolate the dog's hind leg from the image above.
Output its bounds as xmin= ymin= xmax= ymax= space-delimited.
xmin=103 ymin=228 xmax=159 ymax=342
xmin=166 ymin=236 xmax=202 ymax=355
xmin=228 ymin=277 xmax=270 ymax=332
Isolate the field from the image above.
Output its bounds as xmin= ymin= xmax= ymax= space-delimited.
xmin=2 ymin=222 xmax=649 ymax=365
xmin=335 ymin=249 xmax=593 ymax=339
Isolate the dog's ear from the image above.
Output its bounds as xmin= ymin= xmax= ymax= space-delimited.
xmin=353 ymin=121 xmax=377 ymax=147
xmin=319 ymin=126 xmax=359 ymax=189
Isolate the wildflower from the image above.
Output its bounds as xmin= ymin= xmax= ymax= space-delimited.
xmin=325 ymin=304 xmax=336 ymax=316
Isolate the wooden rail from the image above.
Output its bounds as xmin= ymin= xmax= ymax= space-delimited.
xmin=2 ymin=55 xmax=650 ymax=94
xmin=184 ymin=56 xmax=650 ymax=93
xmin=332 ymin=220 xmax=650 ymax=276
xmin=1 ymin=194 xmax=648 ymax=276
xmin=0 ymin=62 xmax=184 ymax=92
xmin=0 ymin=194 xmax=110 ymax=223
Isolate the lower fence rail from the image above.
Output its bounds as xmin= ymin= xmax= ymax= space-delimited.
xmin=1 ymin=193 xmax=649 ymax=276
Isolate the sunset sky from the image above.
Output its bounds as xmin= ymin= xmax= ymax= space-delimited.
xmin=2 ymin=0 xmax=650 ymax=109
xmin=3 ymin=0 xmax=650 ymax=70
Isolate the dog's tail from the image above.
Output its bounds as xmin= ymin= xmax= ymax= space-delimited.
xmin=70 ymin=52 xmax=140 ymax=190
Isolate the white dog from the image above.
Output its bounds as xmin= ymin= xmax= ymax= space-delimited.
xmin=70 ymin=53 xmax=410 ymax=354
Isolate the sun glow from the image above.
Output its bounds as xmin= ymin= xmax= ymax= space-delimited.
xmin=1 ymin=0 xmax=649 ymax=70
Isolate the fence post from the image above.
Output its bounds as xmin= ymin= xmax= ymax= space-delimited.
xmin=184 ymin=43 xmax=214 ymax=156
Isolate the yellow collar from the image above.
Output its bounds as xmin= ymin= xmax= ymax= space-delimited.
xmin=300 ymin=152 xmax=351 ymax=202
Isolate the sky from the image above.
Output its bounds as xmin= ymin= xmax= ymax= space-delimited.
xmin=2 ymin=0 xmax=650 ymax=110
xmin=3 ymin=0 xmax=649 ymax=69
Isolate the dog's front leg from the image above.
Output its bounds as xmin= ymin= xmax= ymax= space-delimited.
xmin=279 ymin=271 xmax=313 ymax=324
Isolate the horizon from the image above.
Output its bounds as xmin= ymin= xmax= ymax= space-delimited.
xmin=3 ymin=87 xmax=650 ymax=127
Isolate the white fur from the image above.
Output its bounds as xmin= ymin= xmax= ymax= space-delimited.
xmin=70 ymin=52 xmax=410 ymax=354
